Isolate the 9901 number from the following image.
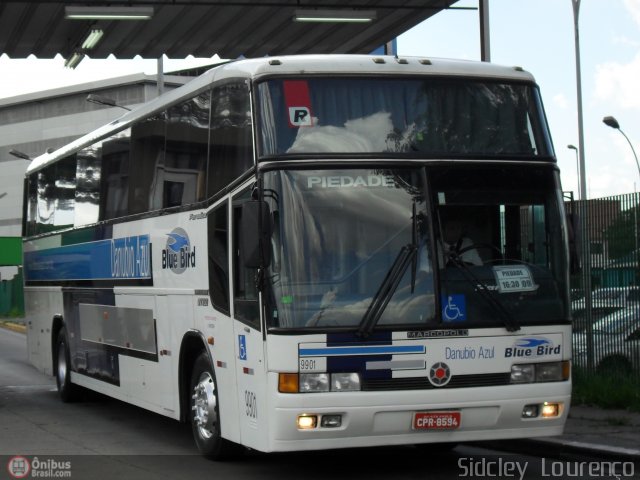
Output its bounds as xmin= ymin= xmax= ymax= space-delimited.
xmin=299 ymin=359 xmax=317 ymax=371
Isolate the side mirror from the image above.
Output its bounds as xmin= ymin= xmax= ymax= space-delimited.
xmin=240 ymin=200 xmax=272 ymax=268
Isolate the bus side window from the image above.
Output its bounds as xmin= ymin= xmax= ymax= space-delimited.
xmin=130 ymin=114 xmax=166 ymax=214
xmin=208 ymin=81 xmax=253 ymax=198
xmin=232 ymin=188 xmax=260 ymax=329
xmin=100 ymin=129 xmax=131 ymax=221
xmin=25 ymin=174 xmax=38 ymax=237
xmin=153 ymin=93 xmax=210 ymax=210
xmin=75 ymin=145 xmax=101 ymax=227
xmin=208 ymin=200 xmax=230 ymax=315
xmin=34 ymin=157 xmax=76 ymax=235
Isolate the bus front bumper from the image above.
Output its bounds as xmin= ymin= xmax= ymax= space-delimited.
xmin=265 ymin=375 xmax=571 ymax=452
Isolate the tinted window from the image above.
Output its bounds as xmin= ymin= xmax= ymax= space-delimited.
xmin=208 ymin=82 xmax=253 ymax=197
xmin=130 ymin=115 xmax=166 ymax=214
xmin=156 ymin=93 xmax=210 ymax=209
xmin=33 ymin=156 xmax=76 ymax=234
xmin=258 ymin=77 xmax=552 ymax=158
xmin=101 ymin=129 xmax=131 ymax=220
xmin=233 ymin=188 xmax=260 ymax=328
xmin=208 ymin=200 xmax=229 ymax=314
xmin=25 ymin=174 xmax=38 ymax=236
xmin=75 ymin=145 xmax=101 ymax=227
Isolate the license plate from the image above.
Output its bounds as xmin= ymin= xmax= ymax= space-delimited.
xmin=413 ymin=411 xmax=461 ymax=430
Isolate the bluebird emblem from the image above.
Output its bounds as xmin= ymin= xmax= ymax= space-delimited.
xmin=166 ymin=232 xmax=189 ymax=253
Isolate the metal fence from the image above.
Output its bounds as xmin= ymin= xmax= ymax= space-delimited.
xmin=566 ymin=192 xmax=640 ymax=381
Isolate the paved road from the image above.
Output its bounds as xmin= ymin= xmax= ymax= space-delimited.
xmin=1 ymin=327 xmax=636 ymax=480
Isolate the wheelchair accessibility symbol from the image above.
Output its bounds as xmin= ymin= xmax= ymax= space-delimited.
xmin=441 ymin=294 xmax=467 ymax=322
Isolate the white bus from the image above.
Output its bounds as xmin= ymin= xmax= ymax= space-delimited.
xmin=23 ymin=55 xmax=571 ymax=459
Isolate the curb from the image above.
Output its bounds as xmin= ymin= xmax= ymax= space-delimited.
xmin=0 ymin=321 xmax=26 ymax=334
xmin=483 ymin=437 xmax=640 ymax=461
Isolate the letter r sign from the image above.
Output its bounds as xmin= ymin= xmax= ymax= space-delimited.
xmin=288 ymin=106 xmax=313 ymax=127
xmin=284 ymin=80 xmax=313 ymax=127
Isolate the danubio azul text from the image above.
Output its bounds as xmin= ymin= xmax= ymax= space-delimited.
xmin=111 ymin=235 xmax=151 ymax=279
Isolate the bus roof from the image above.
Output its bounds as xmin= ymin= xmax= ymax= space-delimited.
xmin=26 ymin=55 xmax=536 ymax=175
xmin=214 ymin=54 xmax=535 ymax=82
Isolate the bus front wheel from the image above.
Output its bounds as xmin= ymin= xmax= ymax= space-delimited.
xmin=190 ymin=352 xmax=243 ymax=460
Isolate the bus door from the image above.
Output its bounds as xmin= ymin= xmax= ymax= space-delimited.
xmin=231 ymin=187 xmax=268 ymax=451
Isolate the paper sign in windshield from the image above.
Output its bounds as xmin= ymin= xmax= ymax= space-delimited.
xmin=493 ymin=266 xmax=537 ymax=293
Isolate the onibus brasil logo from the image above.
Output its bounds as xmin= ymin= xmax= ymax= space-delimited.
xmin=7 ymin=456 xmax=72 ymax=479
xmin=161 ymin=228 xmax=196 ymax=274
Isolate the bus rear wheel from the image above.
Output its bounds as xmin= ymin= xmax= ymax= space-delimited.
xmin=55 ymin=327 xmax=81 ymax=402
xmin=190 ymin=352 xmax=243 ymax=460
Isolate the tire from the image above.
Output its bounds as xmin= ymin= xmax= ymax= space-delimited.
xmin=190 ymin=352 xmax=244 ymax=460
xmin=55 ymin=327 xmax=81 ymax=402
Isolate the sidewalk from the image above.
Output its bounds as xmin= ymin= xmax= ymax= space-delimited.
xmin=0 ymin=319 xmax=26 ymax=334
xmin=490 ymin=405 xmax=640 ymax=460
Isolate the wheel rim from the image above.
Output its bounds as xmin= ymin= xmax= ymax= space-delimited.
xmin=192 ymin=372 xmax=218 ymax=440
xmin=57 ymin=341 xmax=67 ymax=386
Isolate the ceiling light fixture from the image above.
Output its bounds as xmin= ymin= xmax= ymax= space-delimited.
xmin=293 ymin=9 xmax=376 ymax=23
xmin=65 ymin=6 xmax=154 ymax=20
xmin=9 ymin=149 xmax=31 ymax=160
xmin=81 ymin=29 xmax=104 ymax=50
xmin=64 ymin=52 xmax=85 ymax=69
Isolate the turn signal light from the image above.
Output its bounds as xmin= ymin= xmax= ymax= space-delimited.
xmin=279 ymin=373 xmax=299 ymax=393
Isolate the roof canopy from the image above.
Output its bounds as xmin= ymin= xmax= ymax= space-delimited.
xmin=0 ymin=1 xmax=459 ymax=60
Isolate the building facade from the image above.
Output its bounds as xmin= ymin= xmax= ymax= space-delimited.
xmin=0 ymin=73 xmax=189 ymax=315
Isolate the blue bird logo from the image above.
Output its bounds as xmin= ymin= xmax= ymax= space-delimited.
xmin=166 ymin=232 xmax=189 ymax=253
xmin=516 ymin=338 xmax=550 ymax=348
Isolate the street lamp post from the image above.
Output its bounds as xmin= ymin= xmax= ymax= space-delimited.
xmin=603 ymin=115 xmax=640 ymax=286
xmin=572 ymin=0 xmax=594 ymax=372
xmin=567 ymin=144 xmax=580 ymax=200
xmin=602 ymin=115 xmax=640 ymax=179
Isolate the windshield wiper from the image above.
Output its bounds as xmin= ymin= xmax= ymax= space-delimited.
xmin=446 ymin=251 xmax=521 ymax=332
xmin=357 ymin=243 xmax=417 ymax=338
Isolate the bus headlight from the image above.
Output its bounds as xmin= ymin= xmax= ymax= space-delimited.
xmin=299 ymin=373 xmax=330 ymax=392
xmin=510 ymin=361 xmax=570 ymax=384
xmin=510 ymin=364 xmax=535 ymax=383
xmin=279 ymin=372 xmax=362 ymax=393
xmin=535 ymin=362 xmax=563 ymax=382
xmin=331 ymin=372 xmax=361 ymax=391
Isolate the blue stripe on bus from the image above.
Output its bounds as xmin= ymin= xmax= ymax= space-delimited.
xmin=24 ymin=235 xmax=151 ymax=282
xmin=299 ymin=345 xmax=425 ymax=357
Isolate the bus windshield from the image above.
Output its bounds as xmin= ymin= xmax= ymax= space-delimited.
xmin=263 ymin=166 xmax=569 ymax=331
xmin=257 ymin=77 xmax=553 ymax=158
xmin=264 ymin=168 xmax=436 ymax=329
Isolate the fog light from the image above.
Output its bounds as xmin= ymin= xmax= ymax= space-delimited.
xmin=321 ymin=414 xmax=342 ymax=428
xmin=297 ymin=415 xmax=318 ymax=429
xmin=541 ymin=402 xmax=560 ymax=418
xmin=522 ymin=404 xmax=539 ymax=418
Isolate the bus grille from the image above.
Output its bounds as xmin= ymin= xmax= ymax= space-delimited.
xmin=361 ymin=373 xmax=511 ymax=391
